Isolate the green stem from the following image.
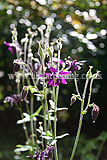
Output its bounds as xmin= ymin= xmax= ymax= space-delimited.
xmin=22 ymin=77 xmax=30 ymax=114
xmin=20 ymin=107 xmax=29 ymax=142
xmin=85 ymin=78 xmax=94 ymax=111
xmin=70 ymin=78 xmax=89 ymax=160
xmin=74 ymin=74 xmax=81 ymax=98
xmin=96 ymin=135 xmax=107 ymax=160
xmin=53 ymin=86 xmax=59 ymax=160
xmin=30 ymin=93 xmax=35 ymax=148
xmin=44 ymin=87 xmax=53 ymax=137
xmin=25 ymin=63 xmax=44 ymax=98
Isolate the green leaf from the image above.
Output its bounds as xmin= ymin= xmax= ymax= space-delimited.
xmin=57 ymin=107 xmax=68 ymax=111
xmin=15 ymin=145 xmax=33 ymax=152
xmin=82 ymin=110 xmax=87 ymax=115
xmin=56 ymin=133 xmax=69 ymax=139
xmin=28 ymin=85 xmax=37 ymax=94
xmin=48 ymin=47 xmax=52 ymax=58
xmin=17 ymin=113 xmax=30 ymax=124
xmin=31 ymin=106 xmax=43 ymax=118
xmin=50 ymin=140 xmax=57 ymax=146
xmin=49 ymin=100 xmax=55 ymax=109
xmin=42 ymin=136 xmax=53 ymax=140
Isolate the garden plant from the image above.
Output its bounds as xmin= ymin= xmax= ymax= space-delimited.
xmin=4 ymin=24 xmax=100 ymax=160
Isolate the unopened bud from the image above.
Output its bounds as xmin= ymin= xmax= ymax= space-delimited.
xmin=13 ymin=63 xmax=20 ymax=72
xmin=92 ymin=70 xmax=100 ymax=79
xmin=70 ymin=95 xmax=76 ymax=106
xmin=86 ymin=66 xmax=93 ymax=79
xmin=91 ymin=104 xmax=99 ymax=122
xmin=21 ymin=86 xmax=28 ymax=100
xmin=13 ymin=59 xmax=21 ymax=72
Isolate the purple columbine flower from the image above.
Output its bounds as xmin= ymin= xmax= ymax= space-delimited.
xmin=4 ymin=93 xmax=29 ymax=107
xmin=13 ymin=59 xmax=23 ymax=72
xmin=4 ymin=94 xmax=21 ymax=107
xmin=40 ymin=65 xmax=70 ymax=87
xmin=66 ymin=56 xmax=86 ymax=72
xmin=27 ymin=146 xmax=54 ymax=160
xmin=44 ymin=146 xmax=54 ymax=160
xmin=4 ymin=41 xmax=16 ymax=54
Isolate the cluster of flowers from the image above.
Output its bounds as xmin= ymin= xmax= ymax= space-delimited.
xmin=27 ymin=146 xmax=54 ymax=160
xmin=4 ymin=40 xmax=100 ymax=123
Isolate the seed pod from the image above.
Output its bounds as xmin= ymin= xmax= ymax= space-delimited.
xmin=91 ymin=104 xmax=99 ymax=122
xmin=70 ymin=95 xmax=76 ymax=106
xmin=21 ymin=86 xmax=28 ymax=100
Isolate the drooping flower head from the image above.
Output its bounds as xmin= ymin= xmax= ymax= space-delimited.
xmin=91 ymin=104 xmax=99 ymax=122
xmin=4 ymin=41 xmax=16 ymax=54
xmin=66 ymin=56 xmax=86 ymax=72
xmin=4 ymin=93 xmax=29 ymax=107
xmin=13 ymin=59 xmax=23 ymax=72
xmin=27 ymin=146 xmax=54 ymax=160
xmin=21 ymin=86 xmax=28 ymax=100
xmin=4 ymin=94 xmax=21 ymax=107
xmin=40 ymin=65 xmax=70 ymax=87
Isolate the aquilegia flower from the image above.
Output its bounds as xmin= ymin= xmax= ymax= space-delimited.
xmin=66 ymin=56 xmax=86 ymax=72
xmin=4 ymin=94 xmax=21 ymax=107
xmin=4 ymin=93 xmax=29 ymax=107
xmin=27 ymin=146 xmax=54 ymax=160
xmin=40 ymin=65 xmax=70 ymax=87
xmin=4 ymin=41 xmax=16 ymax=54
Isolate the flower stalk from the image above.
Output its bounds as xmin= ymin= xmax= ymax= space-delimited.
xmin=70 ymin=78 xmax=89 ymax=160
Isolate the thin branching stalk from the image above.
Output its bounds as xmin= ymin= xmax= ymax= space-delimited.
xmin=19 ymin=107 xmax=29 ymax=142
xmin=42 ymin=84 xmax=46 ymax=134
xmin=17 ymin=78 xmax=29 ymax=143
xmin=44 ymin=87 xmax=54 ymax=137
xmin=74 ymin=75 xmax=81 ymax=98
xmin=24 ymin=63 xmax=43 ymax=98
xmin=24 ymin=39 xmax=28 ymax=63
xmin=22 ymin=77 xmax=30 ymax=114
xmin=53 ymin=86 xmax=58 ymax=160
xmin=85 ymin=77 xmax=94 ymax=111
xmin=70 ymin=78 xmax=89 ymax=160
xmin=30 ymin=93 xmax=35 ymax=148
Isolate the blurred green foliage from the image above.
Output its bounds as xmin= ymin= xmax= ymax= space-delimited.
xmin=0 ymin=0 xmax=107 ymax=159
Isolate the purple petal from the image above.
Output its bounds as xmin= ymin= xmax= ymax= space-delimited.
xmin=26 ymin=155 xmax=33 ymax=158
xmin=55 ymin=80 xmax=60 ymax=86
xmin=50 ymin=66 xmax=56 ymax=73
xmin=4 ymin=41 xmax=10 ymax=46
xmin=60 ymin=77 xmax=67 ymax=84
xmin=60 ymin=60 xmax=64 ymax=65
xmin=8 ymin=47 xmax=15 ymax=54
xmin=47 ymin=79 xmax=54 ymax=86
xmin=59 ymin=71 xmax=71 ymax=76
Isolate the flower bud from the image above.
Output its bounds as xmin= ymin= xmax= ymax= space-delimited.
xmin=91 ymin=104 xmax=99 ymax=122
xmin=70 ymin=95 xmax=76 ymax=106
xmin=86 ymin=66 xmax=93 ymax=79
xmin=21 ymin=86 xmax=28 ymax=100
xmin=13 ymin=63 xmax=20 ymax=72
xmin=13 ymin=59 xmax=23 ymax=72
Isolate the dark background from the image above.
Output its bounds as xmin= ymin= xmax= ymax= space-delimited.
xmin=0 ymin=0 xmax=107 ymax=160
